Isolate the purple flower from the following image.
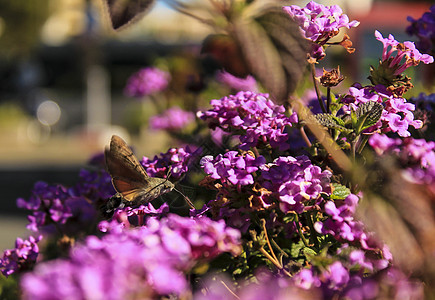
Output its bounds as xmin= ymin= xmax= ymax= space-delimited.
xmin=70 ymin=168 xmax=115 ymax=201
xmin=260 ymin=155 xmax=331 ymax=214
xmin=0 ymin=235 xmax=41 ymax=277
xmin=141 ymin=146 xmax=194 ymax=179
xmin=324 ymin=261 xmax=350 ymax=289
xmin=124 ymin=67 xmax=170 ymax=98
xmin=149 ymin=106 xmax=195 ymax=131
xmin=201 ymin=151 xmax=266 ymax=186
xmin=406 ymin=5 xmax=435 ymax=54
xmin=196 ymin=272 xmax=320 ymax=300
xmin=283 ymin=1 xmax=359 ymax=59
xmin=21 ymin=214 xmax=241 ymax=299
xmin=342 ymin=85 xmax=422 ymax=137
xmin=369 ymin=134 xmax=435 ymax=186
xmin=216 ymin=70 xmax=259 ymax=92
xmin=198 ymin=91 xmax=297 ymax=150
xmin=342 ymin=267 xmax=424 ymax=300
xmin=17 ymin=182 xmax=73 ymax=232
xmin=292 ymin=268 xmax=322 ymax=290
xmin=375 ymin=30 xmax=434 ymax=75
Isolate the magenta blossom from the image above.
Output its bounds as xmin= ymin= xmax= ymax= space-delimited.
xmin=201 ymin=151 xmax=266 ymax=186
xmin=141 ymin=146 xmax=194 ymax=179
xmin=283 ymin=1 xmax=359 ymax=59
xmin=124 ymin=67 xmax=170 ymax=98
xmin=342 ymin=85 xmax=422 ymax=137
xmin=216 ymin=70 xmax=258 ymax=92
xmin=21 ymin=214 xmax=241 ymax=299
xmin=369 ymin=134 xmax=435 ymax=186
xmin=149 ymin=106 xmax=195 ymax=131
xmin=260 ymin=155 xmax=332 ymax=214
xmin=198 ymin=91 xmax=298 ymax=150
xmin=0 ymin=235 xmax=42 ymax=277
xmin=375 ymin=30 xmax=434 ymax=75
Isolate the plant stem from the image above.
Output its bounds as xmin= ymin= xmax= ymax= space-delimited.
xmin=261 ymin=219 xmax=279 ymax=264
xmin=310 ymin=63 xmax=327 ymax=113
xmin=356 ymin=134 xmax=369 ymax=154
xmin=219 ymin=280 xmax=240 ymax=299
xmin=258 ymin=247 xmax=292 ymax=277
xmin=294 ymin=213 xmax=310 ymax=247
xmin=326 ymin=87 xmax=331 ymax=113
xmin=299 ymin=126 xmax=312 ymax=148
xmin=306 ymin=212 xmax=319 ymax=250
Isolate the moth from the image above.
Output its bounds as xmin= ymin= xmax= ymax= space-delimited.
xmin=102 ymin=135 xmax=193 ymax=217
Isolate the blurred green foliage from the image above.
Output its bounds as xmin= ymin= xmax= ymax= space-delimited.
xmin=0 ymin=0 xmax=50 ymax=57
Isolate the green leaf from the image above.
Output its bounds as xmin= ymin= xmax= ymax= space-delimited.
xmin=290 ymin=240 xmax=305 ymax=258
xmin=354 ymin=102 xmax=384 ymax=134
xmin=331 ymin=183 xmax=351 ymax=200
xmin=313 ymin=113 xmax=352 ymax=133
xmin=233 ymin=6 xmax=309 ymax=103
xmin=302 ymin=247 xmax=317 ymax=258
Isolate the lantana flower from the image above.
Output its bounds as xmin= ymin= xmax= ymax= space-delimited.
xmin=283 ymin=1 xmax=359 ymax=60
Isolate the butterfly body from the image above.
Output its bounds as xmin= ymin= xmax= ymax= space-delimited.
xmin=102 ymin=135 xmax=174 ymax=217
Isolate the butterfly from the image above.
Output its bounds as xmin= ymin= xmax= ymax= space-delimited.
xmin=102 ymin=135 xmax=193 ymax=218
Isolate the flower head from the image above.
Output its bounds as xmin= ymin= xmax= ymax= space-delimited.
xmin=369 ymin=31 xmax=434 ymax=94
xmin=342 ymin=85 xmax=422 ymax=137
xmin=198 ymin=91 xmax=297 ymax=150
xmin=17 ymin=182 xmax=73 ymax=232
xmin=149 ymin=106 xmax=195 ymax=131
xmin=0 ymin=235 xmax=41 ymax=277
xmin=201 ymin=151 xmax=266 ymax=186
xmin=21 ymin=214 xmax=241 ymax=299
xmin=283 ymin=1 xmax=359 ymax=60
xmin=141 ymin=146 xmax=194 ymax=180
xmin=260 ymin=155 xmax=332 ymax=214
xmin=375 ymin=30 xmax=433 ymax=75
xmin=216 ymin=70 xmax=258 ymax=92
xmin=124 ymin=67 xmax=170 ymax=98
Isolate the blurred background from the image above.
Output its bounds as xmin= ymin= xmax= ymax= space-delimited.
xmin=0 ymin=0 xmax=433 ymax=250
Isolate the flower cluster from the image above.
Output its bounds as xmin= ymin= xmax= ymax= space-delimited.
xmin=407 ymin=5 xmax=435 ymax=54
xmin=71 ymin=168 xmax=115 ymax=202
xmin=283 ymin=1 xmax=359 ymax=60
xmin=201 ymin=151 xmax=266 ymax=186
xmin=315 ymin=195 xmax=363 ymax=243
xmin=369 ymin=133 xmax=435 ymax=186
xmin=215 ymin=70 xmax=258 ymax=92
xmin=141 ymin=146 xmax=194 ymax=179
xmin=260 ymin=155 xmax=332 ymax=213
xmin=196 ymin=264 xmax=420 ymax=300
xmin=20 ymin=214 xmax=241 ymax=299
xmin=375 ymin=30 xmax=433 ymax=75
xmin=17 ymin=182 xmax=73 ymax=232
xmin=124 ymin=67 xmax=170 ymax=98
xmin=0 ymin=236 xmax=41 ymax=277
xmin=342 ymin=84 xmax=422 ymax=137
xmin=197 ymin=91 xmax=298 ymax=150
xmin=149 ymin=106 xmax=195 ymax=131
xmin=368 ymin=31 xmax=434 ymax=95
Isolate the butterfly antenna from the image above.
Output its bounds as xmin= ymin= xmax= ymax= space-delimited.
xmin=173 ymin=187 xmax=195 ymax=209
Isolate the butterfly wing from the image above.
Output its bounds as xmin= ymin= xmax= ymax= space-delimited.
xmin=105 ymin=135 xmax=152 ymax=202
